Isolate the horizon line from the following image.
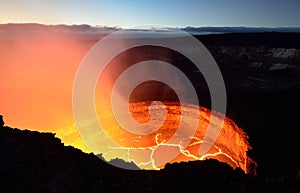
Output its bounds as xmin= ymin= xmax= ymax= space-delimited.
xmin=1 ymin=22 xmax=300 ymax=29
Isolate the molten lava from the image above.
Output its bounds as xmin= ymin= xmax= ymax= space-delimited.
xmin=55 ymin=101 xmax=255 ymax=174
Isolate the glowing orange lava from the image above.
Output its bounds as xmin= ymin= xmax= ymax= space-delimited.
xmin=55 ymin=101 xmax=255 ymax=174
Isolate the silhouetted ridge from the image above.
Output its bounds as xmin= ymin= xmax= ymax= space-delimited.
xmin=196 ymin=32 xmax=300 ymax=48
xmin=0 ymin=116 xmax=299 ymax=193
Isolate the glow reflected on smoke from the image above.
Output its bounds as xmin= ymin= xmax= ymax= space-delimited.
xmin=72 ymin=28 xmax=227 ymax=170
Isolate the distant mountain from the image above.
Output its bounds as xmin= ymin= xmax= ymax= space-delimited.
xmin=183 ymin=26 xmax=300 ymax=34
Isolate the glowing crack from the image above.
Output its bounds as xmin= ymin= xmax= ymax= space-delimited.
xmin=108 ymin=133 xmax=239 ymax=171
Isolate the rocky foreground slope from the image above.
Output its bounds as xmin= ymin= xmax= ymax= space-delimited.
xmin=0 ymin=115 xmax=299 ymax=193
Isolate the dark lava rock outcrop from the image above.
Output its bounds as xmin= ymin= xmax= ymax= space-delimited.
xmin=0 ymin=115 xmax=4 ymax=127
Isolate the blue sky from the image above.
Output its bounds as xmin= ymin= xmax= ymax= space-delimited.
xmin=0 ymin=0 xmax=299 ymax=27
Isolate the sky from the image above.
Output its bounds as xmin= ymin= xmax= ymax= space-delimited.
xmin=0 ymin=0 xmax=300 ymax=28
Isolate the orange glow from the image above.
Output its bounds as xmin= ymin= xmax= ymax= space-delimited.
xmin=0 ymin=29 xmax=94 ymax=131
xmin=0 ymin=26 xmax=255 ymax=173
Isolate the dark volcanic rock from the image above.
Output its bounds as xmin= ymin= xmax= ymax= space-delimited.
xmin=195 ymin=34 xmax=300 ymax=176
xmin=0 ymin=115 xmax=4 ymax=127
xmin=197 ymin=34 xmax=300 ymax=94
xmin=0 ymin=121 xmax=300 ymax=193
